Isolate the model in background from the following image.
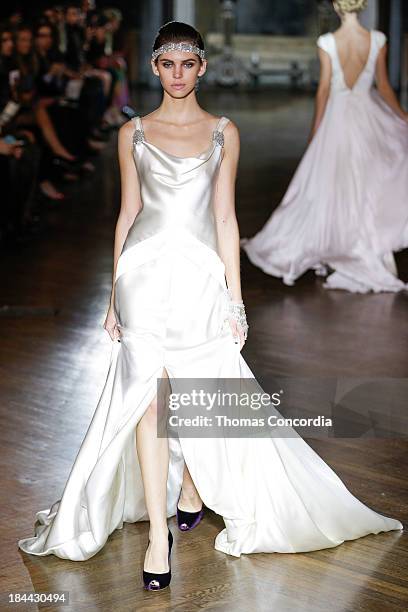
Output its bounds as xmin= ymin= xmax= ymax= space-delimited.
xmin=241 ymin=0 xmax=408 ymax=293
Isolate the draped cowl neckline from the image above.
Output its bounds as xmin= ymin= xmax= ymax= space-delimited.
xmin=132 ymin=115 xmax=228 ymax=175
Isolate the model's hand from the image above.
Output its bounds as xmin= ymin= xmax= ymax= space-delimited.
xmin=225 ymin=292 xmax=248 ymax=351
xmin=103 ymin=304 xmax=121 ymax=341
xmin=228 ymin=316 xmax=246 ymax=350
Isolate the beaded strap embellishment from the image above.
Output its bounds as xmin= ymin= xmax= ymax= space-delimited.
xmin=213 ymin=130 xmax=224 ymax=147
xmin=132 ymin=124 xmax=145 ymax=146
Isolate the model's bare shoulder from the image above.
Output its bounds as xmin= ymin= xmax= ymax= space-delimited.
xmin=117 ymin=120 xmax=137 ymax=163
xmin=117 ymin=120 xmax=137 ymax=152
xmin=118 ymin=119 xmax=136 ymax=139
xmin=223 ymin=119 xmax=239 ymax=135
xmin=223 ymin=119 xmax=240 ymax=149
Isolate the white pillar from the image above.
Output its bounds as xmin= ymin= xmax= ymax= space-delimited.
xmin=174 ymin=0 xmax=196 ymax=26
xmin=360 ymin=0 xmax=378 ymax=30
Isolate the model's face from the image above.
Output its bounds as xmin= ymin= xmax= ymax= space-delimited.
xmin=152 ymin=51 xmax=207 ymax=98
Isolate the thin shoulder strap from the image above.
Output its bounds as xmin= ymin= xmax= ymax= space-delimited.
xmin=215 ymin=116 xmax=230 ymax=133
xmin=132 ymin=115 xmax=143 ymax=131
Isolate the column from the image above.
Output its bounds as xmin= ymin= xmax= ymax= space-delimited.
xmin=389 ymin=0 xmax=402 ymax=90
xmin=360 ymin=0 xmax=379 ymax=29
xmin=173 ymin=0 xmax=196 ymax=26
xmin=139 ymin=0 xmax=165 ymax=87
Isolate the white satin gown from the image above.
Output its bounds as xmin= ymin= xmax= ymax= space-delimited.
xmin=242 ymin=30 xmax=408 ymax=293
xmin=18 ymin=115 xmax=403 ymax=561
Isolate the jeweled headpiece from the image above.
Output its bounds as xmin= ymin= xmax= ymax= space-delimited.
xmin=151 ymin=41 xmax=205 ymax=62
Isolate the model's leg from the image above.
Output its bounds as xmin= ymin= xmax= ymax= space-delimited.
xmin=178 ymin=463 xmax=203 ymax=512
xmin=136 ymin=367 xmax=171 ymax=573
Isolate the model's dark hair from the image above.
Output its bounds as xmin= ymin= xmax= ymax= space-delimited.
xmin=152 ymin=21 xmax=205 ymax=62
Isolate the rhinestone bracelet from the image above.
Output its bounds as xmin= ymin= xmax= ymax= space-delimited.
xmin=226 ymin=295 xmax=249 ymax=340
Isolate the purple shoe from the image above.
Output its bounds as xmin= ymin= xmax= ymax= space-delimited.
xmin=176 ymin=492 xmax=204 ymax=531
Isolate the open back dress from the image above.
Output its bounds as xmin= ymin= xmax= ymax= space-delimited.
xmin=241 ymin=30 xmax=408 ymax=293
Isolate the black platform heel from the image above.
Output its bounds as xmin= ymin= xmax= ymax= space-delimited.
xmin=142 ymin=528 xmax=173 ymax=591
xmin=176 ymin=490 xmax=204 ymax=531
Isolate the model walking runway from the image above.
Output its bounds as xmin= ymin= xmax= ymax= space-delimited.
xmin=242 ymin=29 xmax=408 ymax=293
xmin=18 ymin=114 xmax=402 ymax=562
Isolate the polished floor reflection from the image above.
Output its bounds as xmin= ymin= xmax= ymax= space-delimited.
xmin=1 ymin=90 xmax=407 ymax=611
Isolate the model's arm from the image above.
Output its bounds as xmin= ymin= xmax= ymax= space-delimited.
xmin=375 ymin=44 xmax=408 ymax=121
xmin=308 ymin=48 xmax=332 ymax=141
xmin=104 ymin=121 xmax=142 ymax=339
xmin=213 ymin=121 xmax=249 ymax=347
xmin=213 ymin=120 xmax=241 ymax=304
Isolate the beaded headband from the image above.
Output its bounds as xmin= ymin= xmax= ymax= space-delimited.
xmin=151 ymin=41 xmax=206 ymax=62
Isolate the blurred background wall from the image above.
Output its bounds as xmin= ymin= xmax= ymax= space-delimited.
xmin=128 ymin=0 xmax=407 ymax=98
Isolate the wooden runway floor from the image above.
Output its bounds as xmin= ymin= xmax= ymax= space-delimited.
xmin=1 ymin=90 xmax=407 ymax=611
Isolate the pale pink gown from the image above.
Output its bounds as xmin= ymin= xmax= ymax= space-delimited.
xmin=241 ymin=30 xmax=408 ymax=293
